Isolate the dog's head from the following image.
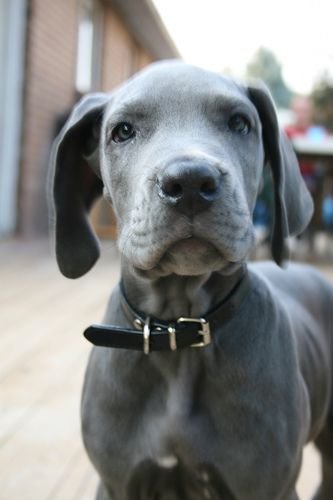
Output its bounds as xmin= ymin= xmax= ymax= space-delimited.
xmin=50 ymin=61 xmax=313 ymax=279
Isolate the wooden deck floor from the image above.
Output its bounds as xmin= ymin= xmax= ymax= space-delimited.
xmin=1 ymin=239 xmax=331 ymax=499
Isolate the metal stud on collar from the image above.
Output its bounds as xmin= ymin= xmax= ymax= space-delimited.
xmin=143 ymin=316 xmax=151 ymax=355
xmin=168 ymin=326 xmax=177 ymax=351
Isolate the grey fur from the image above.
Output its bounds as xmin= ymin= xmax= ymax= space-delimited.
xmin=50 ymin=61 xmax=333 ymax=500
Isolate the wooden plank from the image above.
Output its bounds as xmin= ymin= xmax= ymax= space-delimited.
xmin=47 ymin=446 xmax=98 ymax=500
xmin=0 ymin=359 xmax=90 ymax=499
xmin=0 ymin=286 xmax=106 ymax=375
xmin=0 ymin=240 xmax=118 ymax=499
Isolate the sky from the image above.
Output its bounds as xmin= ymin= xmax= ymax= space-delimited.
xmin=153 ymin=0 xmax=333 ymax=95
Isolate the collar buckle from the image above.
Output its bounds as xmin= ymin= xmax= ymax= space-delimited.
xmin=177 ymin=317 xmax=211 ymax=348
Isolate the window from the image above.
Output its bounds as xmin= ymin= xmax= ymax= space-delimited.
xmin=75 ymin=0 xmax=102 ymax=93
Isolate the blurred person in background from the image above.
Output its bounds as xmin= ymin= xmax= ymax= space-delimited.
xmin=253 ymin=95 xmax=328 ymax=256
xmin=285 ymin=96 xmax=328 ymax=250
xmin=285 ymin=96 xmax=326 ymax=194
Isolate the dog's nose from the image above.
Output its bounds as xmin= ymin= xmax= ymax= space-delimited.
xmin=157 ymin=163 xmax=222 ymax=216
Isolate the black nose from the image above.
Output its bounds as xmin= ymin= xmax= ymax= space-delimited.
xmin=157 ymin=163 xmax=222 ymax=216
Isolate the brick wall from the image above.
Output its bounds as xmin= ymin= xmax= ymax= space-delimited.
xmin=136 ymin=47 xmax=154 ymax=71
xmin=102 ymin=7 xmax=135 ymax=90
xmin=19 ymin=0 xmax=78 ymax=236
xmin=18 ymin=0 xmax=155 ymax=237
xmin=101 ymin=6 xmax=153 ymax=90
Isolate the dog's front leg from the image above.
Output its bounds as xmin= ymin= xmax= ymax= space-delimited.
xmin=96 ymin=481 xmax=114 ymax=500
xmin=283 ymin=493 xmax=299 ymax=500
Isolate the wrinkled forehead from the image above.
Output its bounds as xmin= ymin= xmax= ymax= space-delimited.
xmin=105 ymin=61 xmax=253 ymax=118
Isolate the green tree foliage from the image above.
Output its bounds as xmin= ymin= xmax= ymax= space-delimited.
xmin=246 ymin=47 xmax=293 ymax=108
xmin=311 ymin=75 xmax=333 ymax=131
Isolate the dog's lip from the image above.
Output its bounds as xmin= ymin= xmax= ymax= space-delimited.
xmin=165 ymin=236 xmax=227 ymax=265
xmin=163 ymin=235 xmax=238 ymax=263
xmin=132 ymin=237 xmax=214 ymax=272
xmin=131 ymin=235 xmax=243 ymax=277
xmin=167 ymin=236 xmax=214 ymax=253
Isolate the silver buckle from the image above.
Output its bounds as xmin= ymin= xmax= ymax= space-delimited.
xmin=143 ymin=316 xmax=151 ymax=355
xmin=177 ymin=317 xmax=211 ymax=348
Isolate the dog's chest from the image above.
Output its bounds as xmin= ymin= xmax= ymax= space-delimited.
xmin=92 ymin=347 xmax=304 ymax=499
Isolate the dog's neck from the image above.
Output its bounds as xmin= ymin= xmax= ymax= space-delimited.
xmin=121 ymin=260 xmax=246 ymax=320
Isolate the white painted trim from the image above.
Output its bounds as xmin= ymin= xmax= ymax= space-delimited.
xmin=0 ymin=0 xmax=27 ymax=236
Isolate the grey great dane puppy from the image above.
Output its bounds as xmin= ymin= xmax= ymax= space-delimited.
xmin=50 ymin=61 xmax=333 ymax=500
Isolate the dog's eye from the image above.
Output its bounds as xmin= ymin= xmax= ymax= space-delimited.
xmin=111 ymin=122 xmax=135 ymax=143
xmin=228 ymin=114 xmax=251 ymax=135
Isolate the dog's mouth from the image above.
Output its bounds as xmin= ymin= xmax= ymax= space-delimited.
xmin=118 ymin=207 xmax=254 ymax=278
xmin=146 ymin=237 xmax=239 ymax=277
xmin=168 ymin=237 xmax=214 ymax=254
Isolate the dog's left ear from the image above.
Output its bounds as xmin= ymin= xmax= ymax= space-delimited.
xmin=248 ymin=84 xmax=313 ymax=265
xmin=49 ymin=93 xmax=109 ymax=279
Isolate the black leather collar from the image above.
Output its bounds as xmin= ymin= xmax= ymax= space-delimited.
xmin=84 ymin=270 xmax=250 ymax=354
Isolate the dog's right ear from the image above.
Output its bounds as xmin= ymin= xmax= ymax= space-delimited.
xmin=49 ymin=93 xmax=109 ymax=279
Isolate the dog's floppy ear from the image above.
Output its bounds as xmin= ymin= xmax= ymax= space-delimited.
xmin=248 ymin=84 xmax=313 ymax=265
xmin=50 ymin=93 xmax=109 ymax=279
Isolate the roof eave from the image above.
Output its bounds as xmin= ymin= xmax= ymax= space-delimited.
xmin=109 ymin=0 xmax=180 ymax=60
